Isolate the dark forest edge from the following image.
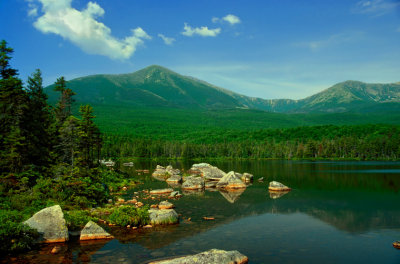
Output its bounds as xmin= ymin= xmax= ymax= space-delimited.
xmin=0 ymin=40 xmax=138 ymax=254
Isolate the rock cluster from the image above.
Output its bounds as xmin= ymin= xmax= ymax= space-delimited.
xmin=152 ymin=165 xmax=181 ymax=180
xmin=149 ymin=248 xmax=248 ymax=264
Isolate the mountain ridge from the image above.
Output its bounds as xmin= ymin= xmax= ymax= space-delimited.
xmin=45 ymin=65 xmax=400 ymax=113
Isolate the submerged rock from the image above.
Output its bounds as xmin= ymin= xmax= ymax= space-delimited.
xmin=24 ymin=205 xmax=69 ymax=243
xmin=189 ymin=163 xmax=226 ymax=181
xmin=148 ymin=209 xmax=179 ymax=225
xmin=216 ymin=171 xmax=247 ymax=190
xmin=150 ymin=188 xmax=174 ymax=195
xmin=149 ymin=248 xmax=248 ymax=264
xmin=182 ymin=176 xmax=205 ymax=190
xmin=268 ymin=181 xmax=291 ymax=191
xmin=80 ymin=221 xmax=114 ymax=241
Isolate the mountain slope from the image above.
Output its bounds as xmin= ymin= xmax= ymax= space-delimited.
xmin=46 ymin=65 xmax=245 ymax=109
xmin=45 ymin=65 xmax=400 ymax=113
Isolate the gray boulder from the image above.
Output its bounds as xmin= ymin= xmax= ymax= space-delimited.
xmin=166 ymin=174 xmax=182 ymax=183
xmin=149 ymin=209 xmax=179 ymax=225
xmin=182 ymin=176 xmax=205 ymax=190
xmin=216 ymin=171 xmax=246 ymax=190
xmin=80 ymin=221 xmax=114 ymax=241
xmin=148 ymin=248 xmax=248 ymax=264
xmin=268 ymin=181 xmax=291 ymax=191
xmin=189 ymin=163 xmax=226 ymax=181
xmin=24 ymin=205 xmax=69 ymax=243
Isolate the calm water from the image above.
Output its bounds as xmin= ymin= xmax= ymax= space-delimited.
xmin=7 ymin=160 xmax=400 ymax=263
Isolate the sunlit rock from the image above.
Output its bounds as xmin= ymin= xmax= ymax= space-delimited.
xmin=149 ymin=209 xmax=179 ymax=225
xmin=24 ymin=205 xmax=69 ymax=243
xmin=188 ymin=163 xmax=226 ymax=181
xmin=268 ymin=181 xmax=291 ymax=191
xmin=241 ymin=173 xmax=253 ymax=183
xmin=80 ymin=221 xmax=114 ymax=241
xmin=216 ymin=171 xmax=246 ymax=190
xmin=148 ymin=248 xmax=248 ymax=264
xmin=158 ymin=201 xmax=174 ymax=209
xmin=166 ymin=174 xmax=182 ymax=183
xmin=182 ymin=176 xmax=205 ymax=190
xmin=150 ymin=188 xmax=174 ymax=195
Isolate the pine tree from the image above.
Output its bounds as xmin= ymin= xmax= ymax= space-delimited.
xmin=0 ymin=40 xmax=28 ymax=175
xmin=77 ymin=105 xmax=98 ymax=168
xmin=54 ymin=77 xmax=75 ymax=125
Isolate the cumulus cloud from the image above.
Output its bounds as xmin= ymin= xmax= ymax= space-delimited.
xmin=212 ymin=14 xmax=241 ymax=25
xmin=31 ymin=0 xmax=151 ymax=60
xmin=158 ymin=34 xmax=175 ymax=45
xmin=181 ymin=23 xmax=221 ymax=37
xmin=353 ymin=0 xmax=400 ymax=16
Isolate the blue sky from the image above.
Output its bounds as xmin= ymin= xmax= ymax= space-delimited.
xmin=1 ymin=0 xmax=399 ymax=99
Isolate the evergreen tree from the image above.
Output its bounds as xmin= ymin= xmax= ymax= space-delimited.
xmin=77 ymin=105 xmax=97 ymax=168
xmin=54 ymin=77 xmax=75 ymax=125
xmin=0 ymin=40 xmax=28 ymax=175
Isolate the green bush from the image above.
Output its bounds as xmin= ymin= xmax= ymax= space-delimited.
xmin=0 ymin=210 xmax=39 ymax=254
xmin=64 ymin=210 xmax=97 ymax=231
xmin=109 ymin=205 xmax=149 ymax=227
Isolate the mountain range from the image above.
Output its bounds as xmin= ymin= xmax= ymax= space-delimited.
xmin=45 ymin=65 xmax=400 ymax=114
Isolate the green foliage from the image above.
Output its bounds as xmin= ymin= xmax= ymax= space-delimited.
xmin=0 ymin=210 xmax=39 ymax=254
xmin=64 ymin=210 xmax=97 ymax=231
xmin=109 ymin=205 xmax=149 ymax=227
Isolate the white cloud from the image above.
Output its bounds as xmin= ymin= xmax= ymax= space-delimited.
xmin=222 ymin=14 xmax=241 ymax=25
xmin=31 ymin=0 xmax=151 ymax=60
xmin=26 ymin=0 xmax=38 ymax=17
xmin=158 ymin=34 xmax=175 ymax=45
xmin=353 ymin=0 xmax=400 ymax=16
xmin=212 ymin=14 xmax=241 ymax=25
xmin=181 ymin=23 xmax=221 ymax=37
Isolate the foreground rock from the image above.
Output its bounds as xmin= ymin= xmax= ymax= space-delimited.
xmin=149 ymin=249 xmax=248 ymax=264
xmin=268 ymin=181 xmax=291 ymax=191
xmin=182 ymin=176 xmax=205 ymax=190
xmin=216 ymin=171 xmax=246 ymax=190
xmin=150 ymin=188 xmax=174 ymax=195
xmin=189 ymin=163 xmax=226 ymax=181
xmin=24 ymin=205 xmax=69 ymax=243
xmin=80 ymin=221 xmax=114 ymax=241
xmin=148 ymin=209 xmax=179 ymax=225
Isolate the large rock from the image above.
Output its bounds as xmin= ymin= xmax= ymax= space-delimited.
xmin=158 ymin=201 xmax=174 ymax=209
xmin=216 ymin=171 xmax=247 ymax=190
xmin=268 ymin=181 xmax=291 ymax=191
xmin=182 ymin=176 xmax=205 ymax=190
xmin=24 ymin=205 xmax=69 ymax=243
xmin=148 ymin=209 xmax=179 ymax=225
xmin=189 ymin=163 xmax=226 ymax=181
xmin=80 ymin=221 xmax=114 ymax=241
xmin=149 ymin=249 xmax=248 ymax=264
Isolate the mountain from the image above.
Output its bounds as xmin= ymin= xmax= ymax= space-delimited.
xmin=45 ymin=65 xmax=400 ymax=113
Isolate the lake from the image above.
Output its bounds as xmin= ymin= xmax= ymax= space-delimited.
xmin=7 ymin=160 xmax=400 ymax=263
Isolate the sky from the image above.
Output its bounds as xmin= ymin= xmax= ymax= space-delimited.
xmin=1 ymin=0 xmax=400 ymax=99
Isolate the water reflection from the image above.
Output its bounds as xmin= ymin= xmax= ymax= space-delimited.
xmin=219 ymin=189 xmax=245 ymax=203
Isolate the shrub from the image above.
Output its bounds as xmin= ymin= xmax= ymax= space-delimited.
xmin=109 ymin=205 xmax=149 ymax=227
xmin=64 ymin=210 xmax=97 ymax=231
xmin=0 ymin=210 xmax=39 ymax=254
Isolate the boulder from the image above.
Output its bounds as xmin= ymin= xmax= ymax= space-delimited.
xmin=24 ymin=205 xmax=69 ymax=243
xmin=182 ymin=176 xmax=205 ymax=190
xmin=152 ymin=165 xmax=181 ymax=180
xmin=205 ymin=181 xmax=217 ymax=188
xmin=188 ymin=163 xmax=226 ymax=181
xmin=216 ymin=171 xmax=247 ymax=190
xmin=166 ymin=174 xmax=182 ymax=183
xmin=166 ymin=165 xmax=181 ymax=176
xmin=148 ymin=209 xmax=179 ymax=225
xmin=241 ymin=173 xmax=253 ymax=183
xmin=149 ymin=249 xmax=248 ymax=264
xmin=268 ymin=181 xmax=291 ymax=191
xmin=150 ymin=188 xmax=174 ymax=195
xmin=158 ymin=201 xmax=174 ymax=209
xmin=80 ymin=221 xmax=114 ymax=241
xmin=169 ymin=191 xmax=182 ymax=198
xmin=393 ymin=241 xmax=400 ymax=249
